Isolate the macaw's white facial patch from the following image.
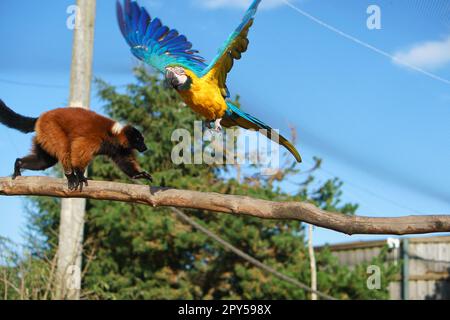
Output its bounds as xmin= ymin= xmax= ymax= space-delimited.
xmin=112 ymin=122 xmax=124 ymax=135
xmin=165 ymin=67 xmax=188 ymax=88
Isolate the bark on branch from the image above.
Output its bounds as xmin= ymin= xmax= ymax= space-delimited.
xmin=1 ymin=176 xmax=449 ymax=236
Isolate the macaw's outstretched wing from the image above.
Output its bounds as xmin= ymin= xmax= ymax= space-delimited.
xmin=200 ymin=0 xmax=262 ymax=98
xmin=223 ymin=102 xmax=302 ymax=163
xmin=116 ymin=0 xmax=207 ymax=75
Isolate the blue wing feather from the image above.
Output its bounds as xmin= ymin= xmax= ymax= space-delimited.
xmin=144 ymin=18 xmax=159 ymax=43
xmin=153 ymin=25 xmax=168 ymax=41
xmin=130 ymin=2 xmax=141 ymax=43
xmin=160 ymin=30 xmax=179 ymax=45
xmin=138 ymin=9 xmax=149 ymax=36
xmin=116 ymin=0 xmax=207 ymax=75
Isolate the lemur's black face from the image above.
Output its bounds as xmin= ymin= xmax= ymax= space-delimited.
xmin=125 ymin=126 xmax=148 ymax=153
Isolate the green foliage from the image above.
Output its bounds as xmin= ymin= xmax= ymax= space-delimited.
xmin=19 ymin=68 xmax=397 ymax=300
xmin=0 ymin=237 xmax=57 ymax=300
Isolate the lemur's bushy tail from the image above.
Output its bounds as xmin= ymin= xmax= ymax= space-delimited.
xmin=0 ymin=99 xmax=37 ymax=133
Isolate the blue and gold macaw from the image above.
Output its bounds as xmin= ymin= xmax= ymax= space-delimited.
xmin=116 ymin=0 xmax=302 ymax=162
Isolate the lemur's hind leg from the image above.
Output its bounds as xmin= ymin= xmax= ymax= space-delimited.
xmin=69 ymin=138 xmax=100 ymax=191
xmin=13 ymin=142 xmax=58 ymax=179
xmin=37 ymin=123 xmax=72 ymax=177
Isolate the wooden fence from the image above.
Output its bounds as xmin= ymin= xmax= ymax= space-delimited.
xmin=317 ymin=236 xmax=450 ymax=299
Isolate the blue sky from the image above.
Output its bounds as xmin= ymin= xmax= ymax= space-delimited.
xmin=0 ymin=0 xmax=449 ymax=246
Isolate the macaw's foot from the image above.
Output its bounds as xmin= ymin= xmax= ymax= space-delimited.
xmin=207 ymin=118 xmax=222 ymax=132
xmin=205 ymin=119 xmax=223 ymax=137
xmin=214 ymin=118 xmax=223 ymax=132
xmin=206 ymin=118 xmax=223 ymax=132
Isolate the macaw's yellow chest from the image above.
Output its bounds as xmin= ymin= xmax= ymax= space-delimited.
xmin=177 ymin=73 xmax=228 ymax=121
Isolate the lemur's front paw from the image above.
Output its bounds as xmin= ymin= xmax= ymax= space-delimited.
xmin=132 ymin=171 xmax=153 ymax=183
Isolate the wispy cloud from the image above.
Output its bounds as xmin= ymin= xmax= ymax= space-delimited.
xmin=393 ymin=36 xmax=450 ymax=71
xmin=194 ymin=0 xmax=289 ymax=10
xmin=282 ymin=0 xmax=450 ymax=85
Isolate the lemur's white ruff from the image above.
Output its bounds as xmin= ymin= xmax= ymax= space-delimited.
xmin=112 ymin=122 xmax=124 ymax=135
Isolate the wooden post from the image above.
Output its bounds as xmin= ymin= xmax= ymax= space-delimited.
xmin=401 ymin=238 xmax=409 ymax=300
xmin=308 ymin=224 xmax=317 ymax=300
xmin=56 ymin=0 xmax=96 ymax=300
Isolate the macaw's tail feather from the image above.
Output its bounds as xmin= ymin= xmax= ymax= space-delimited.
xmin=222 ymin=102 xmax=302 ymax=163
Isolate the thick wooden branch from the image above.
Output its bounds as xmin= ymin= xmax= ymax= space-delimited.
xmin=1 ymin=176 xmax=449 ymax=235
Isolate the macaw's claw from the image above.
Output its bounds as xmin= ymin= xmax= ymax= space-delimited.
xmin=214 ymin=118 xmax=223 ymax=132
xmin=205 ymin=119 xmax=223 ymax=132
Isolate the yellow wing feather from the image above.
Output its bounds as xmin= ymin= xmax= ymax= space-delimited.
xmin=206 ymin=20 xmax=253 ymax=98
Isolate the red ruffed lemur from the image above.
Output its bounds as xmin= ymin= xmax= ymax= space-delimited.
xmin=0 ymin=99 xmax=153 ymax=191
